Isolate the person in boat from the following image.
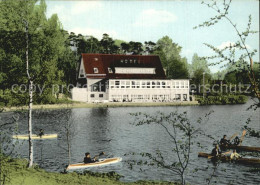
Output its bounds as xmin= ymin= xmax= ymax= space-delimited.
xmin=84 ymin=152 xmax=97 ymax=163
xmin=211 ymin=144 xmax=221 ymax=157
xmin=220 ymin=135 xmax=230 ymax=146
xmin=233 ymin=136 xmax=241 ymax=146
xmin=230 ymin=149 xmax=241 ymax=160
xmin=38 ymin=129 xmax=44 ymax=137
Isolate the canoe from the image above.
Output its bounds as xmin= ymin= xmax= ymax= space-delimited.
xmin=198 ymin=152 xmax=260 ymax=165
xmin=66 ymin=157 xmax=122 ymax=170
xmin=12 ymin=134 xmax=58 ymax=140
xmin=220 ymin=144 xmax=260 ymax=152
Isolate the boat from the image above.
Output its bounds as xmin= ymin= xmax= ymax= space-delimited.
xmin=66 ymin=157 xmax=122 ymax=170
xmin=12 ymin=134 xmax=58 ymax=140
xmin=220 ymin=144 xmax=260 ymax=152
xmin=198 ymin=152 xmax=260 ymax=165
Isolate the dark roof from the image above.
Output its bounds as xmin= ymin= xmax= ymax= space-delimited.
xmin=81 ymin=53 xmax=166 ymax=79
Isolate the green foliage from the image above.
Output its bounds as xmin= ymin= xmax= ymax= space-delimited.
xmin=188 ymin=53 xmax=211 ymax=78
xmin=194 ymin=0 xmax=259 ymax=101
xmin=128 ymin=111 xmax=211 ymax=185
xmin=197 ymin=95 xmax=248 ymax=105
xmin=155 ymin=36 xmax=189 ymax=79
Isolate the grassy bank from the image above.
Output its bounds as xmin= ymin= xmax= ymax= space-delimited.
xmin=4 ymin=158 xmax=176 ymax=185
xmin=2 ymin=101 xmax=199 ymax=112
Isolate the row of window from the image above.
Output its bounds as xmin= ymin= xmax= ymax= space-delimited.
xmin=109 ymin=80 xmax=189 ymax=89
xmin=110 ymin=94 xmax=188 ymax=101
xmin=93 ymin=67 xmax=113 ymax=74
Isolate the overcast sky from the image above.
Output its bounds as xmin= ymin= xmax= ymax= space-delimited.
xmin=46 ymin=0 xmax=259 ymax=73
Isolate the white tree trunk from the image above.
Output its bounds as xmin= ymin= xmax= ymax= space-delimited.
xmin=25 ymin=20 xmax=33 ymax=167
xmin=28 ymin=80 xmax=33 ymax=167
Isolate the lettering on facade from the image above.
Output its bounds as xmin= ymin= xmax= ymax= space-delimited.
xmin=115 ymin=67 xmax=156 ymax=74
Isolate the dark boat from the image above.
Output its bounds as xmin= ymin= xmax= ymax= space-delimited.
xmin=198 ymin=152 xmax=260 ymax=165
xmin=220 ymin=144 xmax=260 ymax=152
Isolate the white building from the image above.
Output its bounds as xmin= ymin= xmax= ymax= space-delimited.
xmin=72 ymin=54 xmax=190 ymax=103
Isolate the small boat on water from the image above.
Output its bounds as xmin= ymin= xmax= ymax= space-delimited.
xmin=198 ymin=152 xmax=260 ymax=165
xmin=220 ymin=144 xmax=260 ymax=152
xmin=12 ymin=134 xmax=58 ymax=140
xmin=66 ymin=157 xmax=122 ymax=170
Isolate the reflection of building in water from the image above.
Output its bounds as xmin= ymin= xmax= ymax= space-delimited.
xmin=72 ymin=54 xmax=190 ymax=102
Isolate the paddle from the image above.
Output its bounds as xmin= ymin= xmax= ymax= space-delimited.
xmin=229 ymin=133 xmax=238 ymax=141
xmin=239 ymin=130 xmax=247 ymax=146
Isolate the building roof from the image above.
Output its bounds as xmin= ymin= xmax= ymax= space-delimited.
xmin=81 ymin=53 xmax=166 ymax=79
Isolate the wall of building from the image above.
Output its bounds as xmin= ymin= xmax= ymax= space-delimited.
xmin=71 ymin=79 xmax=190 ymax=103
xmin=108 ymin=79 xmax=189 ymax=102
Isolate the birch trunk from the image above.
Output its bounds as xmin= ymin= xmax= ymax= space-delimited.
xmin=25 ymin=20 xmax=33 ymax=167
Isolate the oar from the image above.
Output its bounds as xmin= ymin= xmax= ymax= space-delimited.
xmin=239 ymin=130 xmax=247 ymax=146
xmin=229 ymin=133 xmax=238 ymax=141
xmin=95 ymin=152 xmax=105 ymax=158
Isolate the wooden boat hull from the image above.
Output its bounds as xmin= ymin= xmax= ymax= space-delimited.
xmin=198 ymin=152 xmax=260 ymax=165
xmin=12 ymin=134 xmax=58 ymax=140
xmin=66 ymin=157 xmax=122 ymax=170
xmin=220 ymin=144 xmax=260 ymax=152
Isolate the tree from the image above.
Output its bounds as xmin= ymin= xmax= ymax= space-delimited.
xmin=194 ymin=0 xmax=259 ymax=104
xmin=189 ymin=53 xmax=211 ymax=78
xmin=0 ymin=0 xmax=67 ymax=166
xmin=127 ymin=111 xmax=210 ymax=185
xmin=129 ymin=41 xmax=143 ymax=55
xmin=144 ymin=41 xmax=157 ymax=55
xmin=155 ymin=36 xmax=189 ymax=79
xmin=100 ymin=33 xmax=119 ymax=54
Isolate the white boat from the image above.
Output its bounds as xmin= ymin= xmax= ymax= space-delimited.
xmin=12 ymin=134 xmax=58 ymax=140
xmin=66 ymin=157 xmax=122 ymax=170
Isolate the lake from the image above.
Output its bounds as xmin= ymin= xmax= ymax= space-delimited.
xmin=1 ymin=99 xmax=259 ymax=184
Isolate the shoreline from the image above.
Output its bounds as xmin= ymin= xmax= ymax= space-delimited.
xmin=2 ymin=101 xmax=199 ymax=112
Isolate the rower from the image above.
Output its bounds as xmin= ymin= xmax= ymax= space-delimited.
xmin=38 ymin=129 xmax=44 ymax=137
xmin=233 ymin=136 xmax=241 ymax=146
xmin=220 ymin=135 xmax=230 ymax=146
xmin=230 ymin=149 xmax=241 ymax=160
xmin=84 ymin=152 xmax=97 ymax=164
xmin=211 ymin=144 xmax=221 ymax=157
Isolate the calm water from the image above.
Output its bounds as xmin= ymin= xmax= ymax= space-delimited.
xmin=1 ymin=99 xmax=260 ymax=184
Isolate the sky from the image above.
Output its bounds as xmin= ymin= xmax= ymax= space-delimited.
xmin=46 ymin=0 xmax=259 ymax=73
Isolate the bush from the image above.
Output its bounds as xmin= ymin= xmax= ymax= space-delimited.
xmin=197 ymin=94 xmax=248 ymax=105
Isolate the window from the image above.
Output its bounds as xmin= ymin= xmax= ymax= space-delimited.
xmin=176 ymin=82 xmax=179 ymax=88
xmin=136 ymin=81 xmax=140 ymax=88
xmin=162 ymin=81 xmax=165 ymax=88
xmin=99 ymin=94 xmax=103 ymax=98
xmin=152 ymin=81 xmax=155 ymax=88
xmin=90 ymin=94 xmax=95 ymax=98
xmin=132 ymin=81 xmax=135 ymax=88
xmin=142 ymin=81 xmax=146 ymax=88
xmin=93 ymin=68 xmax=98 ymax=73
xmin=108 ymin=67 xmax=113 ymax=73
xmin=157 ymin=81 xmax=160 ymax=88
xmin=181 ymin=81 xmax=184 ymax=88
xmin=126 ymin=81 xmax=130 ymax=88
xmin=115 ymin=81 xmax=120 ymax=85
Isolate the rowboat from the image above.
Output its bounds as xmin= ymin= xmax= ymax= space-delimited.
xmin=12 ymin=134 xmax=58 ymax=140
xmin=66 ymin=157 xmax=122 ymax=170
xmin=220 ymin=144 xmax=260 ymax=152
xmin=198 ymin=152 xmax=260 ymax=165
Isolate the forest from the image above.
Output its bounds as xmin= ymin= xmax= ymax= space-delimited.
xmin=0 ymin=0 xmax=259 ymax=106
